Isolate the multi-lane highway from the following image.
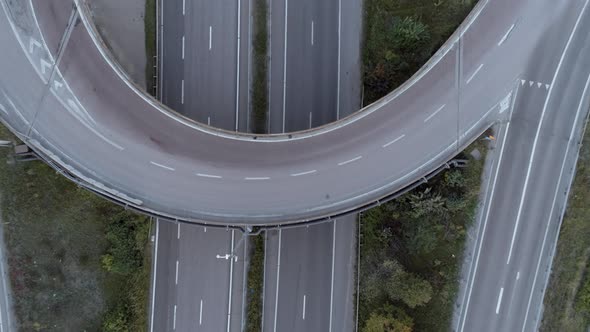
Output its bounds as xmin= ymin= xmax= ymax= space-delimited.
xmin=456 ymin=1 xmax=590 ymax=330
xmin=262 ymin=217 xmax=357 ymax=332
xmin=152 ymin=0 xmax=252 ymax=330
xmin=2 ymin=1 xmax=590 ymax=332
xmin=262 ymin=0 xmax=361 ymax=330
xmin=0 ymin=0 xmax=550 ymax=226
xmin=267 ymin=0 xmax=361 ymax=132
xmin=150 ymin=220 xmax=246 ymax=332
xmin=160 ymin=0 xmax=251 ymax=130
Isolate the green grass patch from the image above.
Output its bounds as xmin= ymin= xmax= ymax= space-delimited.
xmin=540 ymin=117 xmax=590 ymax=331
xmin=0 ymin=126 xmax=150 ymax=331
xmin=245 ymin=234 xmax=264 ymax=332
xmin=358 ymin=138 xmax=488 ymax=332
xmin=362 ymin=0 xmax=476 ymax=105
xmin=251 ymin=0 xmax=269 ymax=134
xmin=145 ymin=0 xmax=157 ymax=95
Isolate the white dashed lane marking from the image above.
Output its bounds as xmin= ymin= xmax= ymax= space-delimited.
xmin=291 ymin=170 xmax=317 ymax=177
xmin=150 ymin=161 xmax=175 ymax=171
xmin=338 ymin=156 xmax=362 ymax=166
xmin=383 ymin=134 xmax=406 ymax=148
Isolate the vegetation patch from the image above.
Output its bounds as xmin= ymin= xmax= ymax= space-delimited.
xmin=0 ymin=126 xmax=150 ymax=331
xmin=251 ymin=0 xmax=269 ymax=134
xmin=145 ymin=0 xmax=157 ymax=95
xmin=362 ymin=0 xmax=476 ymax=104
xmin=359 ymin=138 xmax=487 ymax=332
xmin=540 ymin=117 xmax=590 ymax=331
xmin=245 ymin=234 xmax=264 ymax=332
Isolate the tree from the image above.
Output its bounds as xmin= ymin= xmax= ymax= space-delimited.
xmin=363 ymin=308 xmax=414 ymax=332
xmin=364 ymin=260 xmax=433 ymax=309
xmin=389 ymin=270 xmax=433 ymax=308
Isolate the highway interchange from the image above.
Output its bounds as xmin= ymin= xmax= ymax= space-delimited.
xmin=0 ymin=0 xmax=521 ymax=226
xmin=1 ymin=0 xmax=590 ymax=331
xmin=154 ymin=0 xmax=360 ymax=330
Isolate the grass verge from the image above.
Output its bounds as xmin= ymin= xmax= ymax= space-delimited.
xmin=245 ymin=234 xmax=264 ymax=332
xmin=145 ymin=0 xmax=157 ymax=95
xmin=244 ymin=0 xmax=269 ymax=327
xmin=358 ymin=137 xmax=488 ymax=331
xmin=251 ymin=0 xmax=269 ymax=134
xmin=540 ymin=117 xmax=590 ymax=331
xmin=0 ymin=126 xmax=150 ymax=331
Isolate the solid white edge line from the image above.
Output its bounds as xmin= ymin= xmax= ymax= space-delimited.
xmin=240 ymin=233 xmax=248 ymax=330
xmin=498 ymin=23 xmax=516 ymax=46
xmin=235 ymin=0 xmax=241 ymax=132
xmin=0 ymin=234 xmax=7 ymax=332
xmin=226 ymin=230 xmax=235 ymax=332
xmin=329 ymin=222 xmax=336 ymax=332
xmin=246 ymin=0 xmax=253 ymax=132
xmin=261 ymin=231 xmax=267 ymax=332
xmin=382 ymin=134 xmax=406 ymax=148
xmin=466 ymin=63 xmax=484 ymax=85
xmin=150 ymin=161 xmax=175 ymax=171
xmin=196 ymin=173 xmax=222 ymax=179
xmin=495 ymin=287 xmax=504 ymax=314
xmin=506 ymin=0 xmax=589 ymax=265
xmin=424 ymin=104 xmax=446 ymax=123
xmin=273 ymin=229 xmax=282 ymax=332
xmin=338 ymin=156 xmax=362 ymax=166
xmin=281 ymin=0 xmax=289 ymax=133
xmin=459 ymin=122 xmax=510 ymax=332
xmin=159 ymin=0 xmax=164 ymax=100
xmin=149 ymin=219 xmax=159 ymax=332
xmin=355 ymin=214 xmax=361 ymax=332
xmin=175 ymin=260 xmax=179 ymax=285
xmin=290 ymin=170 xmax=317 ymax=177
xmin=336 ymin=0 xmax=342 ymax=119
xmin=520 ymin=71 xmax=590 ymax=332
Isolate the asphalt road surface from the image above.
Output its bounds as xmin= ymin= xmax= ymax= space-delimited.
xmin=152 ymin=1 xmax=252 ymax=329
xmin=262 ymin=216 xmax=357 ymax=332
xmin=0 ymin=0 xmax=559 ymax=225
xmin=456 ymin=1 xmax=590 ymax=330
xmin=161 ymin=0 xmax=251 ymax=131
xmin=262 ymin=0 xmax=361 ymax=330
xmin=150 ymin=219 xmax=247 ymax=332
xmin=268 ymin=0 xmax=361 ymax=133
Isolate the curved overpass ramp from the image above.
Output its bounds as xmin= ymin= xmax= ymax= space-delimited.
xmin=0 ymin=0 xmax=574 ymax=225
